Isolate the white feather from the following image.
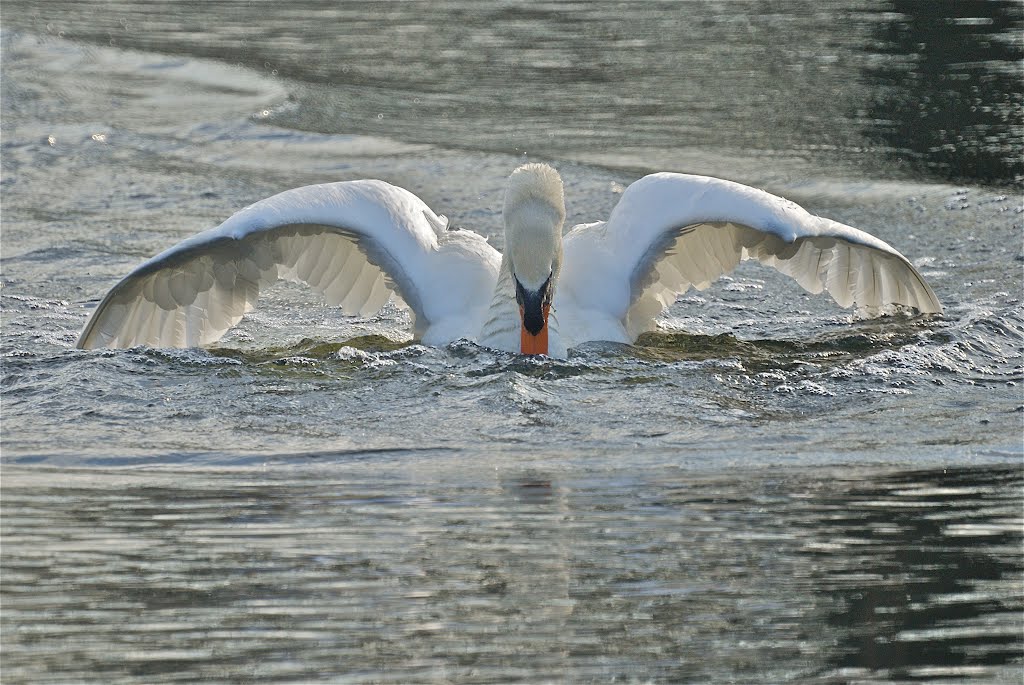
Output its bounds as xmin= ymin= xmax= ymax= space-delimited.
xmin=78 ymin=168 xmax=941 ymax=357
xmin=558 ymin=173 xmax=941 ymax=348
xmin=77 ymin=181 xmax=499 ymax=350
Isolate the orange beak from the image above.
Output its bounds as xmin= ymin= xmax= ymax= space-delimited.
xmin=520 ymin=304 xmax=550 ymax=355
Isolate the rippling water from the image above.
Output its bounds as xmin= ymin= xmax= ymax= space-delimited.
xmin=3 ymin=464 xmax=1021 ymax=683
xmin=1 ymin=1 xmax=1022 ymax=682
xmin=7 ymin=0 xmax=1023 ymax=184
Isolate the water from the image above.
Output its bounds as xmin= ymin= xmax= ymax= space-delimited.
xmin=2 ymin=1 xmax=1022 ymax=682
xmin=3 ymin=464 xmax=1020 ymax=683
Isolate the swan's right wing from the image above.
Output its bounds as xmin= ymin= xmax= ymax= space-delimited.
xmin=76 ymin=180 xmax=499 ymax=349
xmin=559 ymin=173 xmax=941 ymax=342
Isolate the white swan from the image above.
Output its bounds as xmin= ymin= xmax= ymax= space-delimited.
xmin=76 ymin=164 xmax=942 ymax=356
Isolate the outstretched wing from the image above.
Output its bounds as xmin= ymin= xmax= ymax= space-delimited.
xmin=559 ymin=173 xmax=942 ymax=341
xmin=76 ymin=180 xmax=499 ymax=349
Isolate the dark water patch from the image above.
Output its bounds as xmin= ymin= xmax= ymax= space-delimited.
xmin=858 ymin=0 xmax=1024 ymax=185
xmin=808 ymin=465 xmax=1024 ymax=680
xmin=207 ymin=334 xmax=413 ymax=363
xmin=633 ymin=325 xmax=932 ymax=369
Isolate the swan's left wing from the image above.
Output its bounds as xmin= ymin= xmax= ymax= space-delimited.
xmin=76 ymin=180 xmax=499 ymax=349
xmin=559 ymin=173 xmax=942 ymax=342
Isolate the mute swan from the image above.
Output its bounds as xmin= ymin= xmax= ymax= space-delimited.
xmin=76 ymin=164 xmax=941 ymax=357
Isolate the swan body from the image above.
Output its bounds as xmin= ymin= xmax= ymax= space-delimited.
xmin=76 ymin=164 xmax=942 ymax=356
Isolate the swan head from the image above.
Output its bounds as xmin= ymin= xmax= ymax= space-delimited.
xmin=503 ymin=163 xmax=565 ymax=355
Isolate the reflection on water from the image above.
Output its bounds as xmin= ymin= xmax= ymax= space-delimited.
xmin=861 ymin=0 xmax=1023 ymax=184
xmin=2 ymin=464 xmax=1020 ymax=683
xmin=815 ymin=467 xmax=1023 ymax=680
xmin=3 ymin=0 xmax=1020 ymax=185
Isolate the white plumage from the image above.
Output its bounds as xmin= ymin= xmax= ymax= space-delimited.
xmin=77 ymin=165 xmax=942 ymax=357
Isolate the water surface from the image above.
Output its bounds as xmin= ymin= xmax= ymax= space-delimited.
xmin=1 ymin=2 xmax=1022 ymax=682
